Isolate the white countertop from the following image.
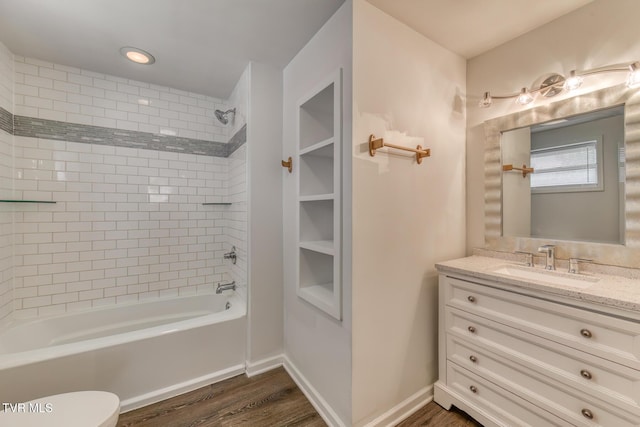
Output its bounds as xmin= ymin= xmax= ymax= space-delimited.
xmin=436 ymin=255 xmax=640 ymax=314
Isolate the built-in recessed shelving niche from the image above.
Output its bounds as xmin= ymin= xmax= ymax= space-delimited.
xmin=299 ymin=200 xmax=334 ymax=244
xmin=295 ymin=68 xmax=342 ymax=320
xmin=299 ymin=83 xmax=334 ymax=150
xmin=300 ymin=141 xmax=334 ymax=197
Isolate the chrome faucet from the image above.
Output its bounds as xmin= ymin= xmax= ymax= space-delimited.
xmin=216 ymin=281 xmax=236 ymax=294
xmin=224 ymin=246 xmax=237 ymax=264
xmin=568 ymin=258 xmax=592 ymax=274
xmin=514 ymin=251 xmax=534 ymax=267
xmin=537 ymin=245 xmax=556 ymax=270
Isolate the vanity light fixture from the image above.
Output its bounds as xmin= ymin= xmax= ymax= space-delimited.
xmin=515 ymin=88 xmax=534 ymax=105
xmin=564 ymin=70 xmax=583 ymax=91
xmin=627 ymin=62 xmax=640 ymax=88
xmin=120 ymin=47 xmax=155 ymax=65
xmin=479 ymin=59 xmax=640 ymax=108
xmin=479 ymin=92 xmax=492 ymax=108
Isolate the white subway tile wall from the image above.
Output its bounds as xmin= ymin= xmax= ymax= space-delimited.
xmin=226 ymin=144 xmax=247 ymax=299
xmin=224 ymin=66 xmax=248 ymax=300
xmin=0 ymin=50 xmax=248 ymax=321
xmin=0 ymin=42 xmax=13 ymax=324
xmin=14 ymin=56 xmax=231 ymax=142
xmin=0 ymin=131 xmax=12 ymax=324
xmin=0 ymin=42 xmax=12 ymax=114
xmin=12 ymin=136 xmax=238 ymax=318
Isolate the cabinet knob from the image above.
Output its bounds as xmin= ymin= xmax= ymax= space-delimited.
xmin=281 ymin=157 xmax=292 ymax=173
xmin=469 ymin=385 xmax=478 ymax=393
xmin=580 ymin=369 xmax=592 ymax=380
xmin=581 ymin=408 xmax=594 ymax=420
xmin=467 ymin=295 xmax=476 ymax=303
xmin=468 ymin=326 xmax=476 ymax=333
xmin=580 ymin=328 xmax=593 ymax=338
xmin=469 ymin=355 xmax=477 ymax=363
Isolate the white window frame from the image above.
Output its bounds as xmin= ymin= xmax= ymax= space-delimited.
xmin=530 ymin=136 xmax=604 ymax=194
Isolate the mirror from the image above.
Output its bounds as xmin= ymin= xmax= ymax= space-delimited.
xmin=501 ymin=105 xmax=625 ymax=244
xmin=483 ymin=83 xmax=640 ymax=263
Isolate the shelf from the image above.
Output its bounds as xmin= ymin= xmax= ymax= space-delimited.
xmin=300 ymin=200 xmax=333 ymax=242
xmin=299 ymin=83 xmax=335 ymax=150
xmin=299 ymin=138 xmax=333 ymax=156
xmin=298 ymin=284 xmax=334 ymax=310
xmin=299 ymin=240 xmax=334 ymax=256
xmin=299 ymin=194 xmax=334 ymax=202
xmin=0 ymin=200 xmax=56 ymax=203
xmin=300 ymin=143 xmax=334 ymax=196
xmin=202 ymin=203 xmax=232 ymax=206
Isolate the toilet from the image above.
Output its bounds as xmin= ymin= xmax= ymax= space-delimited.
xmin=0 ymin=391 xmax=120 ymax=427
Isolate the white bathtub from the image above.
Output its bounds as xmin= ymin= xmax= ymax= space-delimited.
xmin=0 ymin=292 xmax=246 ymax=412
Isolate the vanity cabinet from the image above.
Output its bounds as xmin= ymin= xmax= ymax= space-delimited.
xmin=435 ymin=271 xmax=640 ymax=427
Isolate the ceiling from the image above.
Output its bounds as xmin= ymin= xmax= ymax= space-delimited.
xmin=0 ymin=0 xmax=344 ymax=99
xmin=367 ymin=0 xmax=593 ymax=59
xmin=0 ymin=0 xmax=594 ymax=99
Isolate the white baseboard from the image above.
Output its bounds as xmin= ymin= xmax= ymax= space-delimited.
xmin=283 ymin=356 xmax=347 ymax=427
xmin=245 ymin=354 xmax=284 ymax=377
xmin=360 ymin=385 xmax=433 ymax=427
xmin=120 ymin=364 xmax=246 ymax=412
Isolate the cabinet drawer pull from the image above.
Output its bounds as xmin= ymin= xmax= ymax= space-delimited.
xmin=469 ymin=355 xmax=477 ymax=363
xmin=580 ymin=369 xmax=592 ymax=380
xmin=580 ymin=328 xmax=593 ymax=338
xmin=469 ymin=385 xmax=477 ymax=393
xmin=581 ymin=408 xmax=594 ymax=420
xmin=468 ymin=326 xmax=476 ymax=333
xmin=467 ymin=295 xmax=476 ymax=303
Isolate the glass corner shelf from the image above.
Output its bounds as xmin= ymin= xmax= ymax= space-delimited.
xmin=0 ymin=200 xmax=56 ymax=203
xmin=202 ymin=202 xmax=232 ymax=206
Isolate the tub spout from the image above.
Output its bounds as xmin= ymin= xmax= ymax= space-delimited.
xmin=216 ymin=281 xmax=236 ymax=294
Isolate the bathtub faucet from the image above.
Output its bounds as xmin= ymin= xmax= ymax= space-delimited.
xmin=216 ymin=281 xmax=236 ymax=294
xmin=224 ymin=246 xmax=237 ymax=264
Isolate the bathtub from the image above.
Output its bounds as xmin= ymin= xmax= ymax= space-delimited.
xmin=0 ymin=292 xmax=246 ymax=412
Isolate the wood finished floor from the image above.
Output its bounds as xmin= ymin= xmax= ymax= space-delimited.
xmin=117 ymin=367 xmax=481 ymax=427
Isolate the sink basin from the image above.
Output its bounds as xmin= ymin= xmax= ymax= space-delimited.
xmin=489 ymin=265 xmax=599 ymax=289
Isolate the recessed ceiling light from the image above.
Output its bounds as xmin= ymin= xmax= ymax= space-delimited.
xmin=120 ymin=47 xmax=155 ymax=65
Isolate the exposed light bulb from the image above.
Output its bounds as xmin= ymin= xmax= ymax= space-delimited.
xmin=516 ymin=88 xmax=534 ymax=105
xmin=564 ymin=70 xmax=583 ymax=91
xmin=479 ymin=91 xmax=492 ymax=108
xmin=627 ymin=62 xmax=640 ymax=88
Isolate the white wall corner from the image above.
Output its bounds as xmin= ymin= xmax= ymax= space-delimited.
xmin=245 ymin=354 xmax=284 ymax=377
xmin=283 ymin=356 xmax=348 ymax=427
xmin=358 ymin=385 xmax=434 ymax=427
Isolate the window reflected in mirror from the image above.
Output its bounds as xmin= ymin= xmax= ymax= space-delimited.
xmin=501 ymin=105 xmax=624 ymax=244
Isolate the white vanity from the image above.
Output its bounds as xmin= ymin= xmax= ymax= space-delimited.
xmin=434 ymin=255 xmax=640 ymax=427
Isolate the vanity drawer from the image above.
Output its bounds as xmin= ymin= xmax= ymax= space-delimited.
xmin=446 ymin=334 xmax=640 ymax=427
xmin=446 ymin=309 xmax=640 ymax=416
xmin=446 ymin=306 xmax=640 ymax=409
xmin=445 ymin=275 xmax=640 ymax=369
xmin=446 ymin=363 xmax=569 ymax=427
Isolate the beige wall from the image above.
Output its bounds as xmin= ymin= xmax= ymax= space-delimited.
xmin=352 ymin=0 xmax=466 ymax=424
xmin=467 ymin=0 xmax=640 ymax=253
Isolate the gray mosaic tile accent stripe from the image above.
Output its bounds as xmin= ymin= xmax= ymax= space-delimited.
xmin=0 ymin=107 xmax=12 ymax=135
xmin=13 ymin=116 xmax=230 ymax=157
xmin=227 ymin=124 xmax=247 ymax=156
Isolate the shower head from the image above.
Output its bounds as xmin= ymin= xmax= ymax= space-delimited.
xmin=214 ymin=108 xmax=236 ymax=125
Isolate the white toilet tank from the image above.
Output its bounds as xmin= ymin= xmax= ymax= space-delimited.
xmin=0 ymin=391 xmax=120 ymax=427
